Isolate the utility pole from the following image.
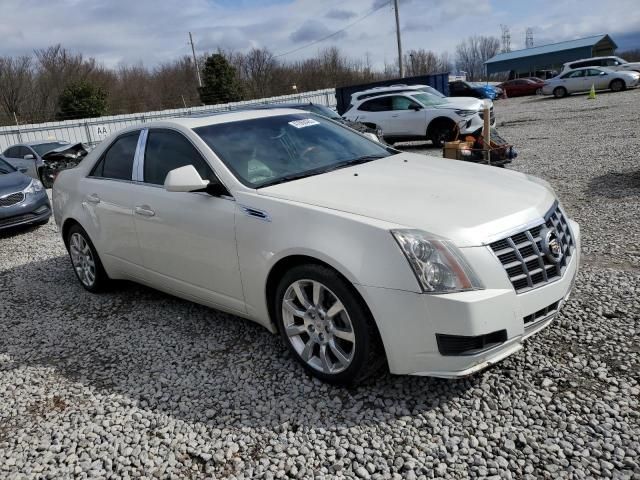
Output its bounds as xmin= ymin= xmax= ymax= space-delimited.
xmin=189 ymin=32 xmax=203 ymax=88
xmin=393 ymin=0 xmax=403 ymax=78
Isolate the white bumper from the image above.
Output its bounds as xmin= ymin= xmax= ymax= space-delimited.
xmin=357 ymin=220 xmax=580 ymax=377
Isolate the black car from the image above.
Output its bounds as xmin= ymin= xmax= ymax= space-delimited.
xmin=0 ymin=157 xmax=51 ymax=230
xmin=256 ymin=102 xmax=384 ymax=142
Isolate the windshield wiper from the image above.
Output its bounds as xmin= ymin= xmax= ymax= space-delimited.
xmin=258 ymin=155 xmax=387 ymax=188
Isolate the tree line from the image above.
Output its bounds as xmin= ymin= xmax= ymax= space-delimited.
xmin=0 ymin=38 xmax=636 ymax=126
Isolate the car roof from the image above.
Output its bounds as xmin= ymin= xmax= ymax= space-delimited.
xmin=563 ymin=56 xmax=620 ymax=65
xmin=11 ymin=140 xmax=68 ymax=147
xmin=152 ymin=108 xmax=310 ymax=130
xmin=353 ymin=84 xmax=428 ymax=98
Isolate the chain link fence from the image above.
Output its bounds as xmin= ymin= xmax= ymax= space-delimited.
xmin=0 ymin=89 xmax=336 ymax=151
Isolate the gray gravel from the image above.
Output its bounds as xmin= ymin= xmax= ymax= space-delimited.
xmin=1 ymin=89 xmax=639 ymax=479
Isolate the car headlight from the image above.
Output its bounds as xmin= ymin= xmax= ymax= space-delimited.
xmin=23 ymin=179 xmax=44 ymax=195
xmin=391 ymin=229 xmax=483 ymax=293
xmin=455 ymin=109 xmax=477 ymax=117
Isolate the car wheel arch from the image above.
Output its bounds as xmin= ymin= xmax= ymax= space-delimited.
xmin=264 ymin=254 xmax=387 ymax=359
xmin=426 ymin=116 xmax=457 ymax=136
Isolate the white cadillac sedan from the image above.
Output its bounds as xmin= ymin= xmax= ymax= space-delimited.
xmin=53 ymin=109 xmax=580 ymax=385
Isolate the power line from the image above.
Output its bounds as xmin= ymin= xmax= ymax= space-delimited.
xmin=274 ymin=1 xmax=391 ymax=58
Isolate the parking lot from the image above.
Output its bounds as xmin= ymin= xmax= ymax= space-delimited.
xmin=1 ymin=89 xmax=639 ymax=479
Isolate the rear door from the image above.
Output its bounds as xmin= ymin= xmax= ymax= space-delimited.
xmin=354 ymin=97 xmax=394 ymax=136
xmin=81 ymin=131 xmax=146 ymax=279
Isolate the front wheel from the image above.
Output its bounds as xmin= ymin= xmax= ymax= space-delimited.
xmin=39 ymin=167 xmax=55 ymax=189
xmin=535 ymin=88 xmax=542 ymax=95
xmin=275 ymin=264 xmax=384 ymax=385
xmin=429 ymin=123 xmax=456 ymax=148
xmin=610 ymin=79 xmax=625 ymax=92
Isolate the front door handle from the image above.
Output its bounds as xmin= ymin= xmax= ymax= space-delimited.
xmin=87 ymin=193 xmax=100 ymax=204
xmin=135 ymin=205 xmax=155 ymax=217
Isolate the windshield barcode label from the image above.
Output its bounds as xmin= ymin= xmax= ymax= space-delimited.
xmin=288 ymin=119 xmax=320 ymax=129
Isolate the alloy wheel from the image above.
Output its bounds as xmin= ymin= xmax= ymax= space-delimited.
xmin=69 ymin=232 xmax=96 ymax=287
xmin=282 ymin=279 xmax=356 ymax=374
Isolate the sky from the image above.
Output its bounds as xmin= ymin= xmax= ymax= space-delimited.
xmin=0 ymin=0 xmax=639 ymax=68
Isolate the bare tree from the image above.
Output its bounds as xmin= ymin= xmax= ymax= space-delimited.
xmin=455 ymin=35 xmax=500 ymax=81
xmin=0 ymin=56 xmax=33 ymax=121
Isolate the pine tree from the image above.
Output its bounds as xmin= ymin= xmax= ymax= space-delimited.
xmin=199 ymin=53 xmax=243 ymax=105
xmin=57 ymin=81 xmax=107 ymax=120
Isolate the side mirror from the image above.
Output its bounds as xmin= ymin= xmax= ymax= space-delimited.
xmin=164 ymin=165 xmax=209 ymax=192
xmin=24 ymin=154 xmax=35 ymax=160
xmin=600 ymin=71 xmax=607 ymax=76
xmin=411 ymin=104 xmax=422 ymax=111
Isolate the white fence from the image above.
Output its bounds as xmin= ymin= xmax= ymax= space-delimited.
xmin=0 ymin=88 xmax=337 ymax=151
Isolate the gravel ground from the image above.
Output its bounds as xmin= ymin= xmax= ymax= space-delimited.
xmin=1 ymin=89 xmax=639 ymax=479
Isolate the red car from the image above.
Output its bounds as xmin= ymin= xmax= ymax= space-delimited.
xmin=498 ymin=78 xmax=545 ymax=97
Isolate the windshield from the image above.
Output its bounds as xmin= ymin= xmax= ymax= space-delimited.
xmin=32 ymin=142 xmax=69 ymax=156
xmin=194 ymin=113 xmax=392 ymax=188
xmin=419 ymin=86 xmax=445 ymax=98
xmin=410 ymin=92 xmax=447 ymax=106
xmin=0 ymin=158 xmax=16 ymax=174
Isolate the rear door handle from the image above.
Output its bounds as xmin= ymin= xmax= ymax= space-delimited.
xmin=87 ymin=193 xmax=100 ymax=204
xmin=135 ymin=205 xmax=155 ymax=217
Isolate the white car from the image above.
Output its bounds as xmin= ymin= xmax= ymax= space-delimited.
xmin=542 ymin=67 xmax=640 ymax=98
xmin=562 ymin=55 xmax=640 ymax=74
xmin=53 ymin=109 xmax=580 ymax=385
xmin=343 ymin=85 xmax=494 ymax=147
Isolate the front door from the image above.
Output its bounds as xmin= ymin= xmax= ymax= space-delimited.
xmin=132 ymin=128 xmax=245 ymax=313
xmin=388 ymin=96 xmax=426 ymax=136
xmin=561 ymin=70 xmax=587 ymax=92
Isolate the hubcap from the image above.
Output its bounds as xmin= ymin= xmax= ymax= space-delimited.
xmin=282 ymin=279 xmax=356 ymax=374
xmin=69 ymin=232 xmax=96 ymax=287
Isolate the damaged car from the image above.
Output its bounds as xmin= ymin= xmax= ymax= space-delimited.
xmin=1 ymin=140 xmax=89 ymax=189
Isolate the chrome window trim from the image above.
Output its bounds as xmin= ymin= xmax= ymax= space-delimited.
xmin=132 ymin=128 xmax=148 ymax=182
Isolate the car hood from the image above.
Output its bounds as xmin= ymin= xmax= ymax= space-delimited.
xmin=41 ymin=142 xmax=89 ymax=160
xmin=437 ymin=97 xmax=490 ymax=111
xmin=258 ymin=153 xmax=555 ymax=247
xmin=0 ymin=172 xmax=31 ymax=194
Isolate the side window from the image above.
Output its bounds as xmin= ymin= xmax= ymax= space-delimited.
xmin=91 ymin=133 xmax=139 ymax=180
xmin=143 ymin=129 xmax=215 ymax=185
xmin=563 ymin=70 xmax=584 ymax=79
xmin=586 ymin=69 xmax=602 ymax=77
xmin=391 ymin=96 xmax=419 ymax=111
xmin=4 ymin=146 xmax=20 ymax=158
xmin=359 ymin=97 xmax=391 ymax=112
xmin=605 ymin=58 xmax=619 ymax=66
xmin=18 ymin=146 xmax=32 ymax=158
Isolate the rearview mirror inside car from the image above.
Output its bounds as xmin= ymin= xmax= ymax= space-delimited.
xmin=164 ymin=165 xmax=209 ymax=192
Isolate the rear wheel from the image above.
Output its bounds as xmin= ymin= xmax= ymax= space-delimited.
xmin=275 ymin=264 xmax=385 ymax=385
xmin=610 ymin=79 xmax=625 ymax=92
xmin=553 ymin=87 xmax=567 ymax=98
xmin=66 ymin=224 xmax=109 ymax=292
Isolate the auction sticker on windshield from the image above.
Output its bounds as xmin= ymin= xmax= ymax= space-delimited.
xmin=288 ymin=119 xmax=320 ymax=129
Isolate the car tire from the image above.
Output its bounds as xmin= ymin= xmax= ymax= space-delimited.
xmin=66 ymin=224 xmax=109 ymax=292
xmin=610 ymin=79 xmax=625 ymax=92
xmin=553 ymin=87 xmax=567 ymax=98
xmin=429 ymin=122 xmax=456 ymax=148
xmin=39 ymin=167 xmax=55 ymax=189
xmin=536 ymin=88 xmax=542 ymax=95
xmin=274 ymin=264 xmax=385 ymax=385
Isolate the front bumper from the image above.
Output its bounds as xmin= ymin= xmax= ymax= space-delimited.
xmin=0 ymin=192 xmax=51 ymax=230
xmin=357 ymin=219 xmax=580 ymax=377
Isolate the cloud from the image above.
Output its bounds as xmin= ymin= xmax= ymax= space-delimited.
xmin=289 ymin=19 xmax=346 ymax=43
xmin=325 ymin=8 xmax=357 ymax=20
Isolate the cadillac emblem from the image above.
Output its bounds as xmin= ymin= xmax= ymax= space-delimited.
xmin=540 ymin=228 xmax=563 ymax=264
